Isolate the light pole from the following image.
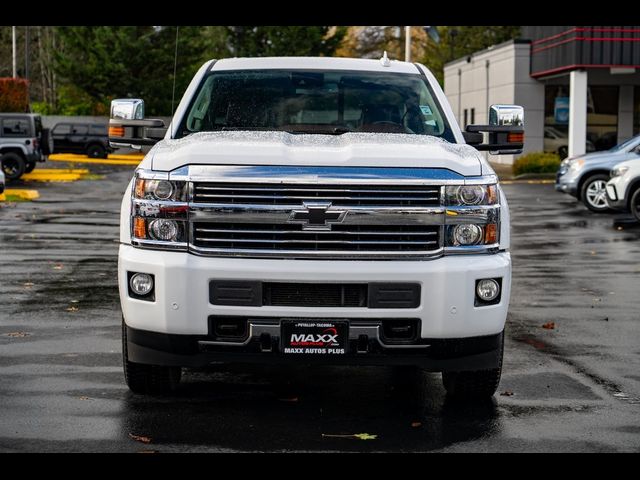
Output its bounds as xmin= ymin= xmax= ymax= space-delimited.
xmin=12 ymin=26 xmax=17 ymax=78
xmin=405 ymin=26 xmax=411 ymax=62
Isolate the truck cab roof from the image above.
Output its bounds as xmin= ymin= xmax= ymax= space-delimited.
xmin=211 ymin=56 xmax=424 ymax=75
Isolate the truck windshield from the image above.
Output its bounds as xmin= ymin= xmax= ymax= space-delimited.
xmin=179 ymin=69 xmax=455 ymax=141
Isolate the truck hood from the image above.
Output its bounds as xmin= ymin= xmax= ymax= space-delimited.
xmin=150 ymin=131 xmax=484 ymax=177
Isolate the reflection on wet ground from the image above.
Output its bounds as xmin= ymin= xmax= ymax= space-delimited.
xmin=0 ymin=173 xmax=639 ymax=452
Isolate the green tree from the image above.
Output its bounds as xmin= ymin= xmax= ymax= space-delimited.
xmin=53 ymin=26 xmax=224 ymax=116
xmin=226 ymin=26 xmax=346 ymax=57
xmin=421 ymin=26 xmax=521 ymax=85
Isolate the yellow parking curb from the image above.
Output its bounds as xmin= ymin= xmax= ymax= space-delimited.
xmin=48 ymin=153 xmax=143 ymax=166
xmin=501 ymin=179 xmax=555 ymax=185
xmin=1 ymin=189 xmax=40 ymax=201
xmin=22 ymin=172 xmax=83 ymax=182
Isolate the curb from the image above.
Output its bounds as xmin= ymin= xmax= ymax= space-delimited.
xmin=1 ymin=189 xmax=40 ymax=201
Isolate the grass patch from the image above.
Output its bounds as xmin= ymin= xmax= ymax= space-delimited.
xmin=81 ymin=174 xmax=106 ymax=181
xmin=3 ymin=194 xmax=30 ymax=202
xmin=512 ymin=152 xmax=561 ymax=177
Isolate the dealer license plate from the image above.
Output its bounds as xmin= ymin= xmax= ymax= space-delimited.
xmin=281 ymin=320 xmax=348 ymax=355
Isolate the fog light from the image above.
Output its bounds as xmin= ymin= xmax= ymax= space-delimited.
xmin=148 ymin=219 xmax=179 ymax=241
xmin=476 ymin=279 xmax=500 ymax=302
xmin=453 ymin=224 xmax=482 ymax=245
xmin=130 ymin=273 xmax=154 ymax=296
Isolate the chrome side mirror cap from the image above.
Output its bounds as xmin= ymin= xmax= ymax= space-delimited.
xmin=110 ymin=99 xmax=145 ymax=121
xmin=489 ymin=105 xmax=524 ymax=127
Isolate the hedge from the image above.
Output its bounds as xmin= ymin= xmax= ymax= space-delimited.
xmin=512 ymin=152 xmax=561 ymax=176
xmin=0 ymin=78 xmax=29 ymax=112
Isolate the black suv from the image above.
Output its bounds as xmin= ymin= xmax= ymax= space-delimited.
xmin=51 ymin=122 xmax=112 ymax=158
xmin=0 ymin=113 xmax=52 ymax=180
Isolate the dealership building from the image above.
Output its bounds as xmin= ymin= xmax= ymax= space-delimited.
xmin=444 ymin=26 xmax=640 ymax=164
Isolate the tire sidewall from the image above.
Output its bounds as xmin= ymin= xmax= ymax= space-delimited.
xmin=581 ymin=174 xmax=611 ymax=212
xmin=86 ymin=144 xmax=106 ymax=158
xmin=1 ymin=153 xmax=26 ymax=181
xmin=631 ymin=188 xmax=640 ymax=222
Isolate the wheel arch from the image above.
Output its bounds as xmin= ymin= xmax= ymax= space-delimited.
xmin=576 ymin=169 xmax=610 ymax=201
xmin=0 ymin=146 xmax=27 ymax=159
xmin=625 ymin=178 xmax=640 ymax=210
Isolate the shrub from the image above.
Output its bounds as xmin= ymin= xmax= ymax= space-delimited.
xmin=0 ymin=78 xmax=29 ymax=112
xmin=512 ymin=152 xmax=561 ymax=177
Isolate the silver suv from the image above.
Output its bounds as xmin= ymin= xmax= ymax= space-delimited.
xmin=0 ymin=113 xmax=53 ymax=181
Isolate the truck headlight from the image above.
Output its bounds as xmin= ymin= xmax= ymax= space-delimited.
xmin=444 ymin=184 xmax=497 ymax=206
xmin=611 ymin=166 xmax=629 ymax=178
xmin=134 ymin=178 xmax=186 ymax=201
xmin=149 ymin=219 xmax=180 ymax=241
xmin=131 ymin=169 xmax=188 ymax=250
xmin=452 ymin=224 xmax=482 ymax=245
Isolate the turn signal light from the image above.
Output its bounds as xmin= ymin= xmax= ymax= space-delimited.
xmin=134 ymin=179 xmax=145 ymax=198
xmin=507 ymin=132 xmax=524 ymax=143
xmin=133 ymin=216 xmax=146 ymax=239
xmin=109 ymin=125 xmax=125 ymax=137
xmin=484 ymin=223 xmax=498 ymax=244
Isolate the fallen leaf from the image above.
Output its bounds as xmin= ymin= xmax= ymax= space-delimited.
xmin=23 ymin=282 xmax=34 ymax=288
xmin=53 ymin=264 xmax=64 ymax=270
xmin=500 ymin=390 xmax=514 ymax=396
xmin=322 ymin=433 xmax=378 ymax=440
xmin=128 ymin=433 xmax=152 ymax=444
xmin=66 ymin=306 xmax=79 ymax=312
xmin=411 ymin=422 xmax=422 ymax=428
xmin=353 ymin=433 xmax=377 ymax=440
xmin=542 ymin=322 xmax=555 ymax=330
xmin=78 ymin=396 xmax=91 ymax=401
xmin=278 ymin=397 xmax=299 ymax=403
xmin=4 ymin=331 xmax=31 ymax=338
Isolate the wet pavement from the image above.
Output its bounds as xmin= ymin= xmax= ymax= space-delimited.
xmin=1 ymin=167 xmax=639 ymax=452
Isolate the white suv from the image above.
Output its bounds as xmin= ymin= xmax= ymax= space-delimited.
xmin=606 ymin=158 xmax=640 ymax=220
xmin=109 ymin=56 xmax=525 ymax=398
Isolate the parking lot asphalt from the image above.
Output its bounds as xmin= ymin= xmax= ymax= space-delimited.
xmin=1 ymin=164 xmax=639 ymax=453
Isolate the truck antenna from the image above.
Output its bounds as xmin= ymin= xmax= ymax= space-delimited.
xmin=171 ymin=26 xmax=179 ymax=117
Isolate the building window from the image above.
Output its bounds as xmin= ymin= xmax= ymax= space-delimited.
xmin=471 ymin=108 xmax=475 ymax=124
xmin=544 ymin=85 xmax=619 ymax=158
xmin=463 ymin=109 xmax=468 ymax=128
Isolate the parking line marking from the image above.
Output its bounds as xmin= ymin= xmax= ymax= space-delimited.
xmin=22 ymin=172 xmax=83 ymax=182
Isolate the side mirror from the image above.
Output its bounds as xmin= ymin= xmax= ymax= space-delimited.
xmin=463 ymin=105 xmax=524 ymax=154
xmin=108 ymin=99 xmax=167 ymax=149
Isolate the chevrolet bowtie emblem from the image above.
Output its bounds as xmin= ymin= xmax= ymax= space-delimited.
xmin=288 ymin=202 xmax=347 ymax=231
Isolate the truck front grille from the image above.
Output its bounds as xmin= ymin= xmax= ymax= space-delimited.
xmin=192 ymin=222 xmax=440 ymax=253
xmin=193 ymin=182 xmax=441 ymax=207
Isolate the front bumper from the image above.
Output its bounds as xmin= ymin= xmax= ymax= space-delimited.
xmin=119 ymin=245 xmax=511 ymax=339
xmin=555 ymin=171 xmax=579 ymax=196
xmin=126 ymin=324 xmax=504 ymax=370
xmin=606 ymin=177 xmax=628 ymax=211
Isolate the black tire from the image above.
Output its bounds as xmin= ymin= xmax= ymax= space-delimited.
xmin=558 ymin=146 xmax=568 ymax=159
xmin=442 ymin=332 xmax=504 ymax=399
xmin=581 ymin=174 xmax=611 ymax=213
xmin=630 ymin=188 xmax=640 ymax=223
xmin=122 ymin=319 xmax=181 ymax=394
xmin=86 ymin=144 xmax=107 ymax=159
xmin=24 ymin=162 xmax=36 ymax=173
xmin=1 ymin=152 xmax=26 ymax=181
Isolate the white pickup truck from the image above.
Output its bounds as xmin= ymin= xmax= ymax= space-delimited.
xmin=110 ymin=56 xmax=524 ymax=398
